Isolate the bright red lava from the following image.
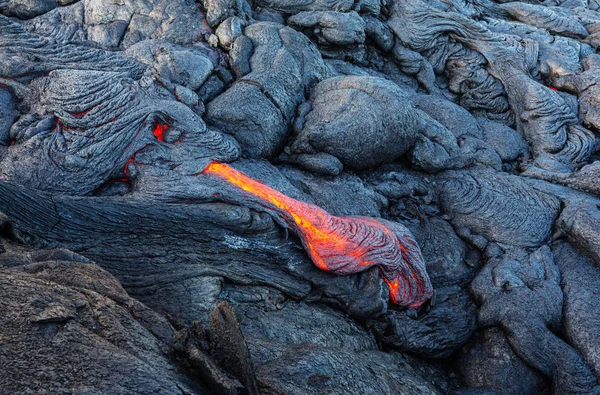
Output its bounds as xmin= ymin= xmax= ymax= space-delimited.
xmin=152 ymin=123 xmax=169 ymax=142
xmin=202 ymin=162 xmax=432 ymax=308
xmin=70 ymin=108 xmax=92 ymax=117
xmin=123 ymin=156 xmax=136 ymax=175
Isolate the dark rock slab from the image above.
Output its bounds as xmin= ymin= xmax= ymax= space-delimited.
xmin=457 ymin=328 xmax=548 ymax=395
xmin=0 ymin=244 xmax=205 ymax=394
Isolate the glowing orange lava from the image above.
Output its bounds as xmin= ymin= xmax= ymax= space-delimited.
xmin=202 ymin=162 xmax=433 ymax=308
xmin=152 ymin=123 xmax=169 ymax=142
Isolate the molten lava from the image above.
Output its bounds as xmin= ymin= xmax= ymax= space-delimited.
xmin=152 ymin=123 xmax=169 ymax=142
xmin=202 ymin=162 xmax=433 ymax=308
xmin=123 ymin=156 xmax=136 ymax=175
xmin=70 ymin=108 xmax=92 ymax=117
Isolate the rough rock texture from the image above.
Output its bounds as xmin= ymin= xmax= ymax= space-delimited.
xmin=436 ymin=170 xmax=561 ymax=248
xmin=0 ymin=238 xmax=205 ymax=394
xmin=205 ymin=22 xmax=331 ymax=159
xmin=554 ymin=242 xmax=600 ymax=378
xmin=287 ymin=11 xmax=366 ymax=46
xmin=471 ymin=244 xmax=600 ymax=393
xmin=457 ymin=328 xmax=548 ymax=395
xmin=286 ymin=75 xmax=421 ymax=172
xmin=4 ymin=0 xmax=600 ymax=392
xmin=557 ymin=198 xmax=600 ymax=264
xmin=286 ymin=76 xmax=501 ymax=175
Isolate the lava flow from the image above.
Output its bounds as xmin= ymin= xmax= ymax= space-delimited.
xmin=202 ymin=162 xmax=433 ymax=308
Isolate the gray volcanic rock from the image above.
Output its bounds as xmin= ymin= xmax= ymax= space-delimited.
xmin=18 ymin=0 xmax=209 ymax=48
xmin=457 ymin=328 xmax=548 ymax=395
xmin=407 ymin=216 xmax=477 ymax=287
xmin=253 ymin=341 xmax=444 ymax=394
xmin=287 ymin=11 xmax=366 ymax=46
xmin=287 ymin=75 xmax=420 ymax=171
xmin=237 ymin=301 xmax=378 ymax=365
xmin=373 ymin=216 xmax=478 ymax=359
xmin=374 ymin=286 xmax=477 ymax=358
xmin=215 ymin=17 xmax=246 ymax=50
xmin=499 ymin=2 xmax=589 ymax=38
xmin=553 ymin=54 xmax=600 ymax=131
xmin=252 ymin=0 xmax=353 ymax=14
xmin=0 ymin=181 xmax=389 ymax=321
xmin=124 ymin=39 xmax=215 ymax=91
xmin=412 ymin=94 xmax=483 ymax=139
xmin=0 ymin=17 xmax=238 ymax=195
xmin=554 ymin=242 xmax=600 ymax=378
xmin=483 ymin=17 xmax=585 ymax=77
xmin=436 ymin=170 xmax=560 ymax=248
xmin=0 ymin=88 xmax=17 ymax=146
xmin=471 ymin=244 xmax=600 ymax=393
xmin=475 ymin=117 xmax=528 ymax=162
xmin=280 ymin=166 xmax=385 ymax=216
xmin=557 ymin=198 xmax=600 ymax=265
xmin=5 ymin=0 xmax=600 ymax=392
xmin=286 ymin=75 xmax=499 ymax=174
xmin=0 ymin=240 xmax=205 ymax=394
xmin=0 ymin=0 xmax=77 ymax=19
xmin=201 ymin=0 xmax=248 ymax=27
xmin=205 ymin=22 xmax=331 ymax=159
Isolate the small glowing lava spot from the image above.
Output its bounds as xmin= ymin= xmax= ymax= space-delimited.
xmin=152 ymin=123 xmax=169 ymax=142
xmin=123 ymin=156 xmax=136 ymax=175
xmin=70 ymin=108 xmax=91 ymax=117
xmin=8 ymin=139 xmax=15 ymax=146
xmin=548 ymin=86 xmax=557 ymax=91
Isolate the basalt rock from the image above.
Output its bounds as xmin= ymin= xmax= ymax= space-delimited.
xmin=475 ymin=117 xmax=528 ymax=162
xmin=557 ymin=198 xmax=600 ymax=265
xmin=483 ymin=18 xmax=585 ymax=77
xmin=287 ymin=11 xmax=366 ymax=46
xmin=205 ymin=22 xmax=331 ymax=159
xmin=0 ymin=238 xmax=206 ymax=394
xmin=471 ymin=244 xmax=600 ymax=393
xmin=0 ymin=181 xmax=391 ymax=320
xmin=0 ymin=17 xmax=238 ymax=195
xmin=457 ymin=328 xmax=548 ymax=395
xmin=436 ymin=170 xmax=560 ymax=248
xmin=499 ymin=2 xmax=589 ymax=39
xmin=202 ymin=162 xmax=433 ymax=308
xmin=286 ymin=75 xmax=501 ymax=175
xmin=19 ymin=0 xmax=209 ymax=49
xmin=4 ymin=0 xmax=600 ymax=392
xmin=286 ymin=75 xmax=422 ymax=172
xmin=553 ymin=54 xmax=600 ymax=131
xmin=252 ymin=0 xmax=353 ymax=14
xmin=554 ymin=241 xmax=600 ymax=378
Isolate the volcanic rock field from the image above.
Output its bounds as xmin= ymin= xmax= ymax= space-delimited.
xmin=2 ymin=0 xmax=600 ymax=393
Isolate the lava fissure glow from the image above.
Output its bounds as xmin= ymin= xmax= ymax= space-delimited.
xmin=152 ymin=122 xmax=169 ymax=142
xmin=202 ymin=162 xmax=433 ymax=308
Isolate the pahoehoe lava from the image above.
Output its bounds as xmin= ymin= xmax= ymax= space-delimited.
xmin=202 ymin=161 xmax=433 ymax=308
xmin=3 ymin=0 xmax=600 ymax=393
